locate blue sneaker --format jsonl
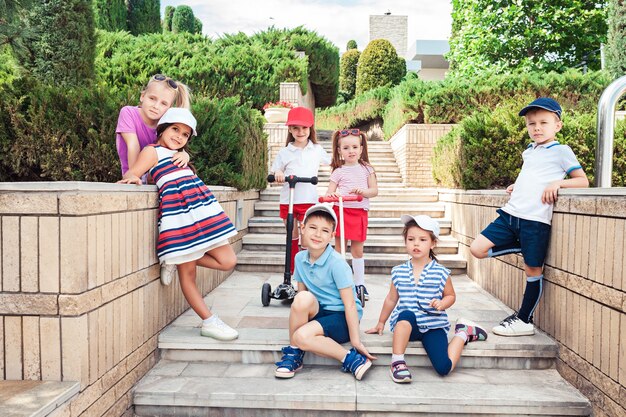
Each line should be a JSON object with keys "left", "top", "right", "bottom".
{"left": 341, "top": 348, "right": 371, "bottom": 380}
{"left": 275, "top": 346, "right": 305, "bottom": 378}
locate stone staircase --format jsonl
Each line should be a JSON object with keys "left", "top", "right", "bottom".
{"left": 132, "top": 132, "right": 591, "bottom": 416}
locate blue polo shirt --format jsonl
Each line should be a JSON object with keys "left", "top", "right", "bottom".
{"left": 293, "top": 244, "right": 363, "bottom": 319}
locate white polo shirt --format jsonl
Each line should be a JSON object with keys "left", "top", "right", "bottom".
{"left": 271, "top": 140, "right": 331, "bottom": 204}
{"left": 501, "top": 141, "right": 582, "bottom": 225}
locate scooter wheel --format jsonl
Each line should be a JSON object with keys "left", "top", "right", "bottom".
{"left": 261, "top": 282, "right": 272, "bottom": 306}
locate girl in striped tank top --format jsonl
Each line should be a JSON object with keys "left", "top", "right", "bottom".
{"left": 325, "top": 129, "right": 378, "bottom": 302}
{"left": 118, "top": 108, "right": 239, "bottom": 342}
{"left": 366, "top": 215, "right": 487, "bottom": 383}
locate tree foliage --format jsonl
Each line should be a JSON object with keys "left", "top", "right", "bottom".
{"left": 194, "top": 17, "right": 203, "bottom": 34}
{"left": 20, "top": 0, "right": 96, "bottom": 86}
{"left": 355, "top": 39, "right": 406, "bottom": 95}
{"left": 127, "top": 0, "right": 161, "bottom": 35}
{"left": 448, "top": 0, "right": 608, "bottom": 76}
{"left": 347, "top": 39, "right": 357, "bottom": 50}
{"left": 163, "top": 5, "right": 175, "bottom": 32}
{"left": 93, "top": 0, "right": 127, "bottom": 31}
{"left": 339, "top": 49, "right": 360, "bottom": 100}
{"left": 172, "top": 5, "right": 196, "bottom": 34}
{"left": 606, "top": 0, "right": 626, "bottom": 79}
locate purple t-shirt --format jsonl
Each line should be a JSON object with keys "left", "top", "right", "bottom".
{"left": 116, "top": 106, "right": 157, "bottom": 175}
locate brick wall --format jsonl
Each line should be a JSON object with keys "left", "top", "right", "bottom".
{"left": 439, "top": 189, "right": 626, "bottom": 417}
{"left": 389, "top": 124, "right": 454, "bottom": 188}
{"left": 0, "top": 182, "right": 258, "bottom": 417}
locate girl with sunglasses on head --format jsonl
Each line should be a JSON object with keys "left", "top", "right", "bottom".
{"left": 118, "top": 108, "right": 239, "bottom": 341}
{"left": 324, "top": 128, "right": 378, "bottom": 303}
{"left": 116, "top": 74, "right": 192, "bottom": 183}
{"left": 270, "top": 107, "right": 331, "bottom": 275}
{"left": 365, "top": 215, "right": 487, "bottom": 383}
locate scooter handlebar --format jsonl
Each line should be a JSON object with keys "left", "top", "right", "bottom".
{"left": 267, "top": 174, "right": 318, "bottom": 186}
{"left": 318, "top": 195, "right": 364, "bottom": 203}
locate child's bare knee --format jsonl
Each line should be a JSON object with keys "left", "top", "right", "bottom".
{"left": 292, "top": 291, "right": 316, "bottom": 310}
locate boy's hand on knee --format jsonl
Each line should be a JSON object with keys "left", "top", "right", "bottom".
{"left": 364, "top": 322, "right": 384, "bottom": 335}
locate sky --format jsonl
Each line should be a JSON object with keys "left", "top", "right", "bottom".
{"left": 160, "top": 0, "right": 452, "bottom": 54}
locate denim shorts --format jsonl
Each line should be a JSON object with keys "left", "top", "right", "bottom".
{"left": 480, "top": 209, "right": 551, "bottom": 267}
{"left": 313, "top": 308, "right": 350, "bottom": 344}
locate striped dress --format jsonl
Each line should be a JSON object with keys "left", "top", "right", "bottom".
{"left": 150, "top": 145, "right": 237, "bottom": 265}
{"left": 389, "top": 259, "right": 451, "bottom": 332}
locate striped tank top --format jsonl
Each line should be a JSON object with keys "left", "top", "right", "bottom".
{"left": 389, "top": 259, "right": 451, "bottom": 333}
{"left": 150, "top": 145, "right": 237, "bottom": 263}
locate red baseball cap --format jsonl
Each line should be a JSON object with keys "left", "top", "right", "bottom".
{"left": 286, "top": 107, "right": 314, "bottom": 127}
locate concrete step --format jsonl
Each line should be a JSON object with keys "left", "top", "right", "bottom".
{"left": 0, "top": 380, "right": 80, "bottom": 417}
{"left": 242, "top": 234, "right": 459, "bottom": 255}
{"left": 134, "top": 364, "right": 590, "bottom": 416}
{"left": 235, "top": 251, "right": 466, "bottom": 274}
{"left": 157, "top": 273, "right": 550, "bottom": 370}
{"left": 247, "top": 217, "right": 452, "bottom": 236}
{"left": 259, "top": 188, "right": 439, "bottom": 202}
{"left": 254, "top": 201, "right": 446, "bottom": 219}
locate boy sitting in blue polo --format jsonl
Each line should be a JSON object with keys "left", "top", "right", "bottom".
{"left": 470, "top": 97, "right": 589, "bottom": 337}
{"left": 275, "top": 204, "right": 376, "bottom": 379}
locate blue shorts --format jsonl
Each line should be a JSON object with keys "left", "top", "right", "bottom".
{"left": 313, "top": 308, "right": 350, "bottom": 344}
{"left": 480, "top": 209, "right": 551, "bottom": 267}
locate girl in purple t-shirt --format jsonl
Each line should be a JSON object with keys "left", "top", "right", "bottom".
{"left": 116, "top": 74, "right": 192, "bottom": 179}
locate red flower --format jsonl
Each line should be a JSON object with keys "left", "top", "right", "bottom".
{"left": 263, "top": 101, "right": 295, "bottom": 110}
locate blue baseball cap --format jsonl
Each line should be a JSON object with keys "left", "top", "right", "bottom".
{"left": 519, "top": 97, "right": 562, "bottom": 119}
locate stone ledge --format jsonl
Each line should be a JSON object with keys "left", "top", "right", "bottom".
{"left": 0, "top": 380, "right": 79, "bottom": 417}
{"left": 0, "top": 293, "right": 58, "bottom": 315}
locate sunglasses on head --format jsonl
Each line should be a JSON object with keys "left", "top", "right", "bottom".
{"left": 152, "top": 74, "right": 178, "bottom": 90}
{"left": 338, "top": 128, "right": 360, "bottom": 137}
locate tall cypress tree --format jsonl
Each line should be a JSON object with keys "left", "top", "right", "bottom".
{"left": 21, "top": 0, "right": 95, "bottom": 86}
{"left": 606, "top": 0, "right": 626, "bottom": 79}
{"left": 163, "top": 5, "right": 175, "bottom": 32}
{"left": 172, "top": 5, "right": 195, "bottom": 33}
{"left": 93, "top": 0, "right": 127, "bottom": 31}
{"left": 127, "top": 0, "right": 161, "bottom": 35}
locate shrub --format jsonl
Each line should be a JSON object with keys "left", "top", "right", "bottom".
{"left": 432, "top": 99, "right": 626, "bottom": 189}
{"left": 355, "top": 39, "right": 406, "bottom": 95}
{"left": 315, "top": 86, "right": 390, "bottom": 130}
{"left": 190, "top": 96, "right": 267, "bottom": 190}
{"left": 172, "top": 6, "right": 196, "bottom": 34}
{"left": 95, "top": 30, "right": 308, "bottom": 110}
{"left": 347, "top": 40, "right": 357, "bottom": 50}
{"left": 20, "top": 0, "right": 96, "bottom": 87}
{"left": 126, "top": 0, "right": 160, "bottom": 35}
{"left": 163, "top": 6, "right": 175, "bottom": 32}
{"left": 194, "top": 17, "right": 203, "bottom": 34}
{"left": 339, "top": 49, "right": 360, "bottom": 100}
{"left": 93, "top": 0, "right": 127, "bottom": 31}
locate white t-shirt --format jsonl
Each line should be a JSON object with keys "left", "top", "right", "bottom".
{"left": 329, "top": 164, "right": 375, "bottom": 209}
{"left": 271, "top": 141, "right": 331, "bottom": 204}
{"left": 501, "top": 141, "right": 582, "bottom": 225}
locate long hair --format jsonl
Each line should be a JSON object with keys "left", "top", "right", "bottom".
{"left": 156, "top": 123, "right": 196, "bottom": 173}
{"left": 402, "top": 220, "right": 438, "bottom": 262}
{"left": 143, "top": 76, "right": 192, "bottom": 109}
{"left": 330, "top": 129, "right": 372, "bottom": 171}
{"left": 285, "top": 126, "right": 317, "bottom": 146}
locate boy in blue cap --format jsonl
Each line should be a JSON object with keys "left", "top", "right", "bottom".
{"left": 274, "top": 204, "right": 376, "bottom": 379}
{"left": 470, "top": 97, "right": 589, "bottom": 336}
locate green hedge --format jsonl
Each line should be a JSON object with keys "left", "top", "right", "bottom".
{"left": 0, "top": 76, "right": 267, "bottom": 190}
{"left": 432, "top": 99, "right": 626, "bottom": 189}
{"left": 315, "top": 86, "right": 390, "bottom": 130}
{"left": 355, "top": 39, "right": 405, "bottom": 96}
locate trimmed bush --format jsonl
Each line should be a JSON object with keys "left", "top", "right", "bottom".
{"left": 163, "top": 6, "right": 175, "bottom": 32}
{"left": 347, "top": 40, "right": 357, "bottom": 50}
{"left": 126, "top": 0, "right": 160, "bottom": 35}
{"left": 339, "top": 49, "right": 360, "bottom": 100}
{"left": 191, "top": 96, "right": 267, "bottom": 190}
{"left": 21, "top": 0, "right": 96, "bottom": 86}
{"left": 172, "top": 5, "right": 195, "bottom": 34}
{"left": 315, "top": 86, "right": 390, "bottom": 130}
{"left": 432, "top": 100, "right": 626, "bottom": 189}
{"left": 194, "top": 17, "right": 203, "bottom": 34}
{"left": 93, "top": 0, "right": 127, "bottom": 31}
{"left": 355, "top": 39, "right": 405, "bottom": 95}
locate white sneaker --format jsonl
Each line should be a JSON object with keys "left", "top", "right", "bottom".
{"left": 160, "top": 263, "right": 177, "bottom": 286}
{"left": 492, "top": 313, "right": 534, "bottom": 336}
{"left": 201, "top": 316, "right": 239, "bottom": 341}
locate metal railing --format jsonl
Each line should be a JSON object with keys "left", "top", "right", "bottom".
{"left": 595, "top": 75, "right": 626, "bottom": 187}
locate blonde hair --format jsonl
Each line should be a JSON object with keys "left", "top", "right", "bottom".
{"left": 330, "top": 129, "right": 372, "bottom": 171}
{"left": 143, "top": 76, "right": 192, "bottom": 109}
